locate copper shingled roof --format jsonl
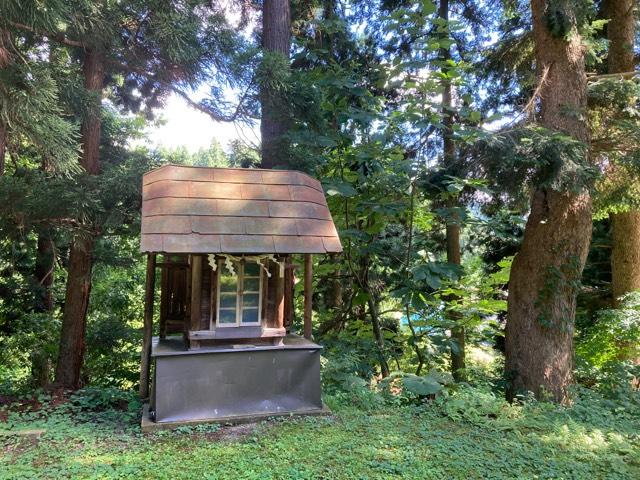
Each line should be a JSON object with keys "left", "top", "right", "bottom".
{"left": 140, "top": 165, "right": 342, "bottom": 254}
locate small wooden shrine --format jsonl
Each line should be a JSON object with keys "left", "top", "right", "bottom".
{"left": 138, "top": 165, "right": 341, "bottom": 430}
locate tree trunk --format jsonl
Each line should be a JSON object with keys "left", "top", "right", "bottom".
{"left": 54, "top": 48, "right": 104, "bottom": 389}
{"left": 439, "top": 0, "right": 466, "bottom": 381}
{"left": 446, "top": 211, "right": 465, "bottom": 380}
{"left": 78, "top": 49, "right": 104, "bottom": 175}
{"left": 611, "top": 212, "right": 640, "bottom": 302}
{"left": 505, "top": 0, "right": 591, "bottom": 403}
{"left": 0, "top": 28, "right": 13, "bottom": 176}
{"left": 0, "top": 122, "right": 6, "bottom": 177}
{"left": 367, "top": 294, "right": 391, "bottom": 378}
{"left": 55, "top": 236, "right": 94, "bottom": 389}
{"left": 606, "top": 0, "right": 638, "bottom": 305}
{"left": 35, "top": 233, "right": 55, "bottom": 312}
{"left": 32, "top": 231, "right": 55, "bottom": 387}
{"left": 260, "top": 0, "right": 291, "bottom": 169}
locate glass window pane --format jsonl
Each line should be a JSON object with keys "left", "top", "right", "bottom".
{"left": 218, "top": 309, "right": 236, "bottom": 325}
{"left": 242, "top": 308, "right": 259, "bottom": 324}
{"left": 244, "top": 262, "right": 260, "bottom": 276}
{"left": 243, "top": 293, "right": 259, "bottom": 308}
{"left": 219, "top": 294, "right": 237, "bottom": 309}
{"left": 243, "top": 278, "right": 260, "bottom": 292}
{"left": 219, "top": 270, "right": 237, "bottom": 293}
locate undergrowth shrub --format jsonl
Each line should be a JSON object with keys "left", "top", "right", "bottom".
{"left": 433, "top": 384, "right": 522, "bottom": 426}
{"left": 59, "top": 387, "right": 142, "bottom": 427}
{"left": 377, "top": 370, "right": 454, "bottom": 405}
{"left": 576, "top": 292, "right": 640, "bottom": 373}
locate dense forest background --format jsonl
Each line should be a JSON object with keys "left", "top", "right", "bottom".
{"left": 0, "top": 0, "right": 639, "bottom": 417}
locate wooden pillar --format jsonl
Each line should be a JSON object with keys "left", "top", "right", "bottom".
{"left": 275, "top": 258, "right": 285, "bottom": 329}
{"left": 139, "top": 253, "right": 156, "bottom": 400}
{"left": 283, "top": 255, "right": 294, "bottom": 330}
{"left": 189, "top": 254, "right": 202, "bottom": 348}
{"left": 303, "top": 254, "right": 313, "bottom": 340}
{"left": 159, "top": 263, "right": 168, "bottom": 339}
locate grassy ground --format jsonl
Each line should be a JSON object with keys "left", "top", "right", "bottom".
{"left": 1, "top": 386, "right": 639, "bottom": 479}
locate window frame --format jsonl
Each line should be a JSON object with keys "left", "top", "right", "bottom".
{"left": 213, "top": 259, "right": 263, "bottom": 328}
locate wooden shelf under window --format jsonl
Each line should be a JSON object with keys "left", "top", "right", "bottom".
{"left": 189, "top": 326, "right": 286, "bottom": 341}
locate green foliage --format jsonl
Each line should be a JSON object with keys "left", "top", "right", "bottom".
{"left": 577, "top": 292, "right": 640, "bottom": 369}
{"left": 590, "top": 79, "right": 640, "bottom": 218}
{"left": 479, "top": 125, "right": 596, "bottom": 198}
{"left": 1, "top": 383, "right": 639, "bottom": 479}
{"left": 0, "top": 47, "right": 81, "bottom": 175}
{"left": 379, "top": 370, "right": 454, "bottom": 401}
{"left": 435, "top": 384, "right": 522, "bottom": 426}
{"left": 66, "top": 387, "right": 141, "bottom": 424}
{"left": 158, "top": 141, "right": 231, "bottom": 168}
{"left": 84, "top": 243, "right": 146, "bottom": 388}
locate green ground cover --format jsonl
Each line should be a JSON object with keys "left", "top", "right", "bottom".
{"left": 1, "top": 386, "right": 639, "bottom": 479}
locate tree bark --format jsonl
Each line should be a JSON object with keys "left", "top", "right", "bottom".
{"left": 606, "top": 0, "right": 639, "bottom": 305}
{"left": 55, "top": 235, "right": 94, "bottom": 389}
{"left": 54, "top": 48, "right": 104, "bottom": 389}
{"left": 0, "top": 122, "right": 6, "bottom": 177}
{"left": 438, "top": 0, "right": 466, "bottom": 381}
{"left": 358, "top": 243, "right": 390, "bottom": 377}
{"left": 35, "top": 233, "right": 55, "bottom": 312}
{"left": 611, "top": 212, "right": 640, "bottom": 301}
{"left": 260, "top": 0, "right": 291, "bottom": 169}
{"left": 367, "top": 294, "right": 391, "bottom": 378}
{"left": 0, "top": 28, "right": 13, "bottom": 176}
{"left": 32, "top": 231, "right": 55, "bottom": 387}
{"left": 505, "top": 0, "right": 591, "bottom": 403}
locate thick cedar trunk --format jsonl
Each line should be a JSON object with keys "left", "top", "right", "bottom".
{"left": 54, "top": 48, "right": 104, "bottom": 389}
{"left": 612, "top": 212, "right": 640, "bottom": 301}
{"left": 78, "top": 49, "right": 104, "bottom": 175}
{"left": 606, "top": 0, "right": 639, "bottom": 304}
{"left": 260, "top": 1, "right": 293, "bottom": 323}
{"left": 505, "top": 0, "right": 591, "bottom": 403}
{"left": 605, "top": 0, "right": 634, "bottom": 75}
{"left": 439, "top": 0, "right": 465, "bottom": 381}
{"left": 260, "top": 0, "right": 291, "bottom": 169}
{"left": 55, "top": 236, "right": 94, "bottom": 388}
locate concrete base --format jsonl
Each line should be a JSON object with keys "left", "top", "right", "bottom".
{"left": 149, "top": 334, "right": 324, "bottom": 425}
{"left": 140, "top": 403, "right": 331, "bottom": 433}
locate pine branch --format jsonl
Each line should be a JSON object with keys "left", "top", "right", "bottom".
{"left": 107, "top": 58, "right": 255, "bottom": 123}
{"left": 587, "top": 71, "right": 638, "bottom": 82}
{"left": 9, "top": 21, "right": 86, "bottom": 49}
{"left": 172, "top": 87, "right": 253, "bottom": 123}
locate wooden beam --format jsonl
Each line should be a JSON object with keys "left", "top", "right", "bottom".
{"left": 303, "top": 254, "right": 313, "bottom": 340}
{"left": 189, "top": 254, "right": 203, "bottom": 336}
{"left": 139, "top": 253, "right": 156, "bottom": 399}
